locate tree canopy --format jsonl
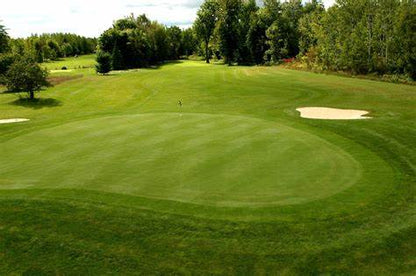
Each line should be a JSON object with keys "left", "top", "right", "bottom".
{"left": 96, "top": 14, "right": 197, "bottom": 71}
{"left": 0, "top": 21, "right": 10, "bottom": 54}
{"left": 8, "top": 33, "right": 96, "bottom": 63}
{"left": 194, "top": 0, "right": 219, "bottom": 63}
{"left": 91, "top": 0, "right": 415, "bottom": 79}
{"left": 4, "top": 57, "right": 50, "bottom": 100}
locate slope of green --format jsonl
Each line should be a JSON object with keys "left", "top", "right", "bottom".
{"left": 0, "top": 57, "right": 415, "bottom": 274}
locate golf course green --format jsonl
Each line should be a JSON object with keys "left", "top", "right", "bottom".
{"left": 0, "top": 57, "right": 415, "bottom": 274}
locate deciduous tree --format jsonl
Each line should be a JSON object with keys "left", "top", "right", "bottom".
{"left": 5, "top": 58, "right": 50, "bottom": 100}
{"left": 194, "top": 0, "right": 219, "bottom": 63}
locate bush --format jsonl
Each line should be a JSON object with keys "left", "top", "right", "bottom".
{"left": 95, "top": 51, "right": 112, "bottom": 74}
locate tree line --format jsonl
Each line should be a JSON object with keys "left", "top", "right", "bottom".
{"left": 1, "top": 24, "right": 96, "bottom": 77}
{"left": 1, "top": 31, "right": 96, "bottom": 63}
{"left": 11, "top": 33, "right": 97, "bottom": 63}
{"left": 193, "top": 0, "right": 415, "bottom": 78}
{"left": 0, "top": 23, "right": 97, "bottom": 99}
{"left": 96, "top": 0, "right": 415, "bottom": 80}
{"left": 96, "top": 14, "right": 198, "bottom": 73}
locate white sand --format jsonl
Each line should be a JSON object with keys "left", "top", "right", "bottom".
{"left": 0, "top": 118, "right": 30, "bottom": 124}
{"left": 297, "top": 107, "right": 371, "bottom": 120}
{"left": 50, "top": 70, "right": 73, "bottom": 73}
{"left": 111, "top": 69, "right": 140, "bottom": 74}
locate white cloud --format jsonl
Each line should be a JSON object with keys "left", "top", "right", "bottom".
{"left": 0, "top": 0, "right": 335, "bottom": 38}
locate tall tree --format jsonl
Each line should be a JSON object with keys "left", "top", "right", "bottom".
{"left": 180, "top": 28, "right": 198, "bottom": 56}
{"left": 281, "top": 0, "right": 303, "bottom": 57}
{"left": 238, "top": 0, "right": 258, "bottom": 64}
{"left": 247, "top": 9, "right": 269, "bottom": 64}
{"left": 262, "top": 0, "right": 286, "bottom": 62}
{"left": 0, "top": 21, "right": 10, "bottom": 54}
{"left": 194, "top": 0, "right": 220, "bottom": 63}
{"left": 298, "top": 0, "right": 324, "bottom": 55}
{"left": 166, "top": 26, "right": 182, "bottom": 60}
{"left": 395, "top": 0, "right": 416, "bottom": 79}
{"left": 217, "top": 0, "right": 243, "bottom": 65}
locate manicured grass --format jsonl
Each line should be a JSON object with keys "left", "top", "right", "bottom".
{"left": 0, "top": 57, "right": 415, "bottom": 274}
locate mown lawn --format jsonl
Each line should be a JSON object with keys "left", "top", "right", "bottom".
{"left": 0, "top": 57, "right": 415, "bottom": 274}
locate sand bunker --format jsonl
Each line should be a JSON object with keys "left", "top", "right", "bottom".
{"left": 50, "top": 69, "right": 73, "bottom": 73}
{"left": 297, "top": 107, "right": 371, "bottom": 120}
{"left": 0, "top": 118, "right": 30, "bottom": 124}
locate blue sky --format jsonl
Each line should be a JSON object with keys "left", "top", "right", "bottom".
{"left": 1, "top": 0, "right": 335, "bottom": 38}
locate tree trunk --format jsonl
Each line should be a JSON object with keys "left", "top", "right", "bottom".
{"left": 29, "top": 91, "right": 34, "bottom": 100}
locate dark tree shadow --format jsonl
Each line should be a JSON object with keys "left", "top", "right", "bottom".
{"left": 9, "top": 97, "right": 62, "bottom": 109}
{"left": 104, "top": 60, "right": 185, "bottom": 75}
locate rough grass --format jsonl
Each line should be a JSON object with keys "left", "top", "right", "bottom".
{"left": 0, "top": 57, "right": 415, "bottom": 274}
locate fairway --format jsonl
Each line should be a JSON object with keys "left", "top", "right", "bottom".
{"left": 0, "top": 58, "right": 415, "bottom": 274}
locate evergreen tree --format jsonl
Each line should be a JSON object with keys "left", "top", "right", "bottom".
{"left": 111, "top": 43, "right": 123, "bottom": 70}
{"left": 247, "top": 10, "right": 269, "bottom": 64}
{"left": 95, "top": 51, "right": 112, "bottom": 74}
{"left": 0, "top": 21, "right": 10, "bottom": 54}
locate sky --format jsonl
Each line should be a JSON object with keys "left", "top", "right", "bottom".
{"left": 1, "top": 0, "right": 336, "bottom": 38}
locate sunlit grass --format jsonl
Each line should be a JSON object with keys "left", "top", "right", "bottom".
{"left": 0, "top": 56, "right": 415, "bottom": 274}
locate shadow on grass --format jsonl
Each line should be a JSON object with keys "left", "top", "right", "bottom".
{"left": 9, "top": 97, "right": 62, "bottom": 109}
{"left": 102, "top": 60, "right": 186, "bottom": 76}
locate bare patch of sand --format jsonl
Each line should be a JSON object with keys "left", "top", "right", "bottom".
{"left": 0, "top": 118, "right": 30, "bottom": 124}
{"left": 297, "top": 107, "right": 371, "bottom": 120}
{"left": 111, "top": 69, "right": 141, "bottom": 74}
{"left": 50, "top": 69, "right": 73, "bottom": 73}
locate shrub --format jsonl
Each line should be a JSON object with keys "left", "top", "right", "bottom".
{"left": 95, "top": 51, "right": 112, "bottom": 74}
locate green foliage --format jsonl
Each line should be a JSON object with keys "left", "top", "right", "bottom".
{"left": 262, "top": 0, "right": 304, "bottom": 62}
{"left": 395, "top": 1, "right": 416, "bottom": 79}
{"left": 95, "top": 51, "right": 112, "bottom": 74}
{"left": 98, "top": 14, "right": 193, "bottom": 70}
{"left": 192, "top": 0, "right": 416, "bottom": 78}
{"left": 194, "top": 0, "right": 220, "bottom": 63}
{"left": 166, "top": 26, "right": 182, "bottom": 60}
{"left": 298, "top": 3, "right": 324, "bottom": 55}
{"left": 247, "top": 10, "right": 268, "bottom": 64}
{"left": 0, "top": 53, "right": 16, "bottom": 81}
{"left": 237, "top": 0, "right": 258, "bottom": 64}
{"left": 180, "top": 28, "right": 198, "bottom": 56}
{"left": 0, "top": 22, "right": 10, "bottom": 54}
{"left": 308, "top": 0, "right": 416, "bottom": 78}
{"left": 265, "top": 21, "right": 287, "bottom": 62}
{"left": 281, "top": 0, "right": 303, "bottom": 57}
{"left": 111, "top": 43, "right": 123, "bottom": 70}
{"left": 4, "top": 57, "right": 50, "bottom": 99}
{"left": 6, "top": 33, "right": 96, "bottom": 63}
{"left": 217, "top": 0, "right": 244, "bottom": 65}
